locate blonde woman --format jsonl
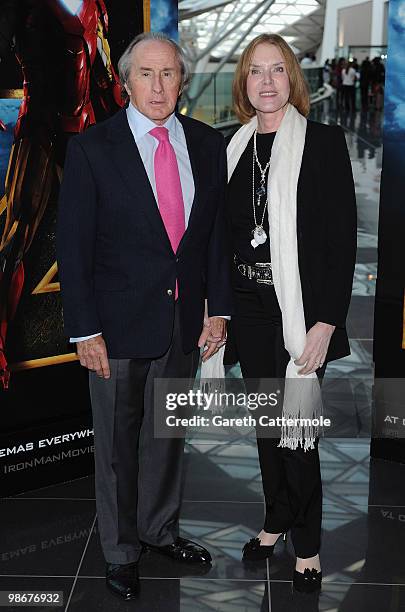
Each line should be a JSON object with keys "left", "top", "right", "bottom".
{"left": 224, "top": 34, "right": 356, "bottom": 592}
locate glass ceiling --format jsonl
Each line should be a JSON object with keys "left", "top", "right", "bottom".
{"left": 179, "top": 0, "right": 325, "bottom": 58}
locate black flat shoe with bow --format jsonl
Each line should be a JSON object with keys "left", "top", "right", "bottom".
{"left": 242, "top": 533, "right": 287, "bottom": 561}
{"left": 293, "top": 568, "right": 322, "bottom": 593}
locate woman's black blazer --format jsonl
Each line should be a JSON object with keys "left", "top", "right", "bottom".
{"left": 296, "top": 120, "right": 357, "bottom": 362}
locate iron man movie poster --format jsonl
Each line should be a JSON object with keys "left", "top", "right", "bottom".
{"left": 0, "top": 0, "right": 147, "bottom": 426}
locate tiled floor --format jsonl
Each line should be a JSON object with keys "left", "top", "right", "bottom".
{"left": 2, "top": 105, "right": 404, "bottom": 611}
{"left": 2, "top": 446, "right": 405, "bottom": 611}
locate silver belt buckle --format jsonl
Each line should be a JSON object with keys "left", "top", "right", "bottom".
{"left": 234, "top": 255, "right": 273, "bottom": 284}
{"left": 255, "top": 262, "right": 273, "bottom": 285}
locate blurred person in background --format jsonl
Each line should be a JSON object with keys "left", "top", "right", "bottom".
{"left": 335, "top": 57, "right": 346, "bottom": 109}
{"left": 360, "top": 57, "right": 372, "bottom": 110}
{"left": 370, "top": 57, "right": 385, "bottom": 110}
{"left": 342, "top": 59, "right": 357, "bottom": 112}
{"left": 323, "top": 59, "right": 331, "bottom": 85}
{"left": 300, "top": 52, "right": 313, "bottom": 67}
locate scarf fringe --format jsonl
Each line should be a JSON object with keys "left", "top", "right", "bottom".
{"left": 277, "top": 424, "right": 319, "bottom": 451}
{"left": 277, "top": 433, "right": 317, "bottom": 452}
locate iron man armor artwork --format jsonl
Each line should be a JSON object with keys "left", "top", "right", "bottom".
{"left": 0, "top": 0, "right": 124, "bottom": 388}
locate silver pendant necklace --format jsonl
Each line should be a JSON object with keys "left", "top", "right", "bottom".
{"left": 251, "top": 130, "right": 271, "bottom": 249}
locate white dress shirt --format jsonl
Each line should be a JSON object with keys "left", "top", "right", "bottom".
{"left": 71, "top": 103, "right": 228, "bottom": 343}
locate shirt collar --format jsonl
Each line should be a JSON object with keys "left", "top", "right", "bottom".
{"left": 126, "top": 102, "right": 178, "bottom": 143}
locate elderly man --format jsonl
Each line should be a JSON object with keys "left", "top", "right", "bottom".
{"left": 57, "top": 32, "right": 232, "bottom": 600}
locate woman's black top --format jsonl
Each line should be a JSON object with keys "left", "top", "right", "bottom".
{"left": 227, "top": 131, "right": 276, "bottom": 264}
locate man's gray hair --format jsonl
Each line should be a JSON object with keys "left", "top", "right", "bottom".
{"left": 118, "top": 32, "right": 190, "bottom": 92}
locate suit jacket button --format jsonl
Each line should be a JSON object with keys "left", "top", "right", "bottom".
{"left": 167, "top": 289, "right": 173, "bottom": 296}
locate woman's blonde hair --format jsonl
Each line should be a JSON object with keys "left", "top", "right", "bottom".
{"left": 233, "top": 33, "right": 310, "bottom": 122}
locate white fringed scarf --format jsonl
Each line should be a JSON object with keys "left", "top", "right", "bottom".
{"left": 201, "top": 103, "right": 322, "bottom": 450}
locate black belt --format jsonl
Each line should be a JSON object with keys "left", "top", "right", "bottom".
{"left": 233, "top": 254, "right": 273, "bottom": 285}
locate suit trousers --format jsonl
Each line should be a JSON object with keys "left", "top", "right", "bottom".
{"left": 228, "top": 272, "right": 323, "bottom": 558}
{"left": 89, "top": 303, "right": 199, "bottom": 564}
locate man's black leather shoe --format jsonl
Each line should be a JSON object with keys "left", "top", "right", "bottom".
{"left": 145, "top": 537, "right": 212, "bottom": 564}
{"left": 106, "top": 562, "right": 140, "bottom": 600}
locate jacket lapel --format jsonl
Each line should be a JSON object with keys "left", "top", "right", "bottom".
{"left": 106, "top": 108, "right": 173, "bottom": 253}
{"left": 175, "top": 113, "right": 201, "bottom": 254}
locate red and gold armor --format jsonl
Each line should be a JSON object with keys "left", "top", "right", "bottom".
{"left": 0, "top": 0, "right": 124, "bottom": 387}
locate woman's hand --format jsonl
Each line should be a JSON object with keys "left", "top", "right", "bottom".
{"left": 294, "top": 322, "right": 336, "bottom": 375}
{"left": 198, "top": 316, "right": 227, "bottom": 362}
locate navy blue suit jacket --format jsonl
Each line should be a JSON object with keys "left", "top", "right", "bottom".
{"left": 57, "top": 108, "right": 233, "bottom": 357}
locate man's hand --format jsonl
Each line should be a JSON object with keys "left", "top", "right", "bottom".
{"left": 198, "top": 316, "right": 227, "bottom": 362}
{"left": 76, "top": 335, "right": 110, "bottom": 379}
{"left": 294, "top": 322, "right": 336, "bottom": 375}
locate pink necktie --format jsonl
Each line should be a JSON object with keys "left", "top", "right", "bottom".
{"left": 150, "top": 126, "right": 185, "bottom": 299}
